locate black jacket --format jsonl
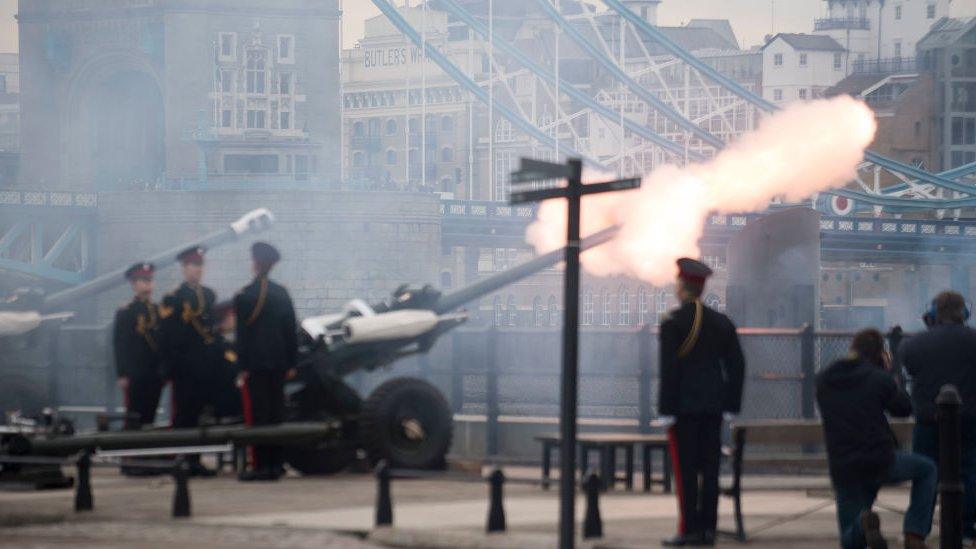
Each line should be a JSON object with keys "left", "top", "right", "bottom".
{"left": 233, "top": 276, "right": 298, "bottom": 372}
{"left": 113, "top": 298, "right": 162, "bottom": 380}
{"left": 658, "top": 300, "right": 745, "bottom": 416}
{"left": 816, "top": 358, "right": 912, "bottom": 480}
{"left": 899, "top": 323, "right": 976, "bottom": 423}
{"left": 159, "top": 282, "right": 218, "bottom": 380}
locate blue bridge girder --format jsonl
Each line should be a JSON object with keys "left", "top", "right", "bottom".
{"left": 0, "top": 190, "right": 98, "bottom": 285}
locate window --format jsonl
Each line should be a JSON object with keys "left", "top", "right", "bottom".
{"left": 496, "top": 119, "right": 513, "bottom": 142}
{"left": 894, "top": 42, "right": 902, "bottom": 59}
{"left": 507, "top": 295, "right": 517, "bottom": 326}
{"left": 493, "top": 150, "right": 514, "bottom": 201}
{"left": 246, "top": 50, "right": 266, "bottom": 94}
{"left": 656, "top": 290, "right": 669, "bottom": 324}
{"left": 951, "top": 117, "right": 976, "bottom": 145}
{"left": 221, "top": 109, "right": 233, "bottom": 128}
{"left": 927, "top": 4, "right": 936, "bottom": 18}
{"left": 386, "top": 119, "right": 398, "bottom": 135}
{"left": 353, "top": 151, "right": 365, "bottom": 167}
{"left": 834, "top": 52, "right": 842, "bottom": 70}
{"left": 246, "top": 109, "right": 266, "bottom": 129}
{"left": 638, "top": 288, "right": 649, "bottom": 325}
{"left": 279, "top": 73, "right": 291, "bottom": 95}
{"left": 224, "top": 154, "right": 278, "bottom": 173}
{"left": 493, "top": 296, "right": 503, "bottom": 326}
{"left": 799, "top": 53, "right": 807, "bottom": 66}
{"left": 219, "top": 32, "right": 236, "bottom": 61}
{"left": 278, "top": 35, "right": 294, "bottom": 63}
{"left": 385, "top": 149, "right": 397, "bottom": 165}
{"left": 619, "top": 288, "right": 630, "bottom": 326}
{"left": 895, "top": 5, "right": 902, "bottom": 20}
{"left": 915, "top": 121, "right": 922, "bottom": 136}
{"left": 279, "top": 111, "right": 290, "bottom": 130}
{"left": 774, "top": 89, "right": 783, "bottom": 101}
{"left": 442, "top": 115, "right": 454, "bottom": 132}
{"left": 408, "top": 117, "right": 419, "bottom": 134}
{"left": 799, "top": 88, "right": 807, "bottom": 100}
{"left": 582, "top": 291, "right": 594, "bottom": 325}
{"left": 601, "top": 290, "right": 612, "bottom": 326}
{"left": 774, "top": 53, "right": 783, "bottom": 67}
{"left": 533, "top": 297, "right": 544, "bottom": 327}
{"left": 353, "top": 121, "right": 364, "bottom": 136}
{"left": 441, "top": 147, "right": 453, "bottom": 162}
{"left": 219, "top": 70, "right": 234, "bottom": 93}
{"left": 548, "top": 296, "right": 558, "bottom": 327}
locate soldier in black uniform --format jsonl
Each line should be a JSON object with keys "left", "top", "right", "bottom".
{"left": 159, "top": 246, "right": 218, "bottom": 476}
{"left": 114, "top": 262, "right": 163, "bottom": 430}
{"left": 234, "top": 242, "right": 298, "bottom": 481}
{"left": 660, "top": 258, "right": 746, "bottom": 547}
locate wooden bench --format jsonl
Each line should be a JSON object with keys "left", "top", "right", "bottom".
{"left": 534, "top": 433, "right": 671, "bottom": 493}
{"left": 723, "top": 419, "right": 914, "bottom": 542}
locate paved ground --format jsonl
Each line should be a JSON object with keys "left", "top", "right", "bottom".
{"left": 0, "top": 465, "right": 930, "bottom": 548}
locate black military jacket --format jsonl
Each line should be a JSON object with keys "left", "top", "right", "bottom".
{"left": 159, "top": 282, "right": 218, "bottom": 379}
{"left": 233, "top": 276, "right": 298, "bottom": 372}
{"left": 658, "top": 300, "right": 746, "bottom": 416}
{"left": 113, "top": 298, "right": 162, "bottom": 379}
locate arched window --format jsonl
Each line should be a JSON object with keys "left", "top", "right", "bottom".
{"left": 619, "top": 288, "right": 630, "bottom": 325}
{"left": 601, "top": 289, "right": 612, "bottom": 326}
{"left": 409, "top": 148, "right": 420, "bottom": 165}
{"left": 638, "top": 287, "right": 649, "bottom": 326}
{"left": 496, "top": 119, "right": 513, "bottom": 142}
{"left": 408, "top": 117, "right": 419, "bottom": 134}
{"left": 533, "top": 296, "right": 544, "bottom": 326}
{"left": 352, "top": 151, "right": 365, "bottom": 167}
{"left": 548, "top": 295, "right": 559, "bottom": 327}
{"left": 439, "top": 177, "right": 453, "bottom": 191}
{"left": 507, "top": 295, "right": 518, "bottom": 326}
{"left": 442, "top": 115, "right": 454, "bottom": 132}
{"left": 385, "top": 149, "right": 397, "bottom": 165}
{"left": 441, "top": 147, "right": 453, "bottom": 162}
{"left": 656, "top": 290, "right": 670, "bottom": 325}
{"left": 353, "top": 121, "right": 365, "bottom": 137}
{"left": 493, "top": 296, "right": 503, "bottom": 327}
{"left": 386, "top": 119, "right": 398, "bottom": 135}
{"left": 582, "top": 291, "right": 594, "bottom": 325}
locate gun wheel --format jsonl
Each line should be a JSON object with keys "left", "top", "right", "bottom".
{"left": 283, "top": 444, "right": 356, "bottom": 476}
{"left": 360, "top": 377, "right": 453, "bottom": 469}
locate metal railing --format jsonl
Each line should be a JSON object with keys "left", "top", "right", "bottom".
{"left": 852, "top": 57, "right": 919, "bottom": 75}
{"left": 814, "top": 17, "right": 870, "bottom": 31}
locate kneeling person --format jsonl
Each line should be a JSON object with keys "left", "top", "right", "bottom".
{"left": 817, "top": 329, "right": 935, "bottom": 549}
{"left": 235, "top": 242, "right": 298, "bottom": 481}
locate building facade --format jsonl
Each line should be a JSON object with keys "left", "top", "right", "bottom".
{"left": 16, "top": 0, "right": 341, "bottom": 190}
{"left": 0, "top": 52, "right": 18, "bottom": 187}
{"left": 762, "top": 33, "right": 847, "bottom": 103}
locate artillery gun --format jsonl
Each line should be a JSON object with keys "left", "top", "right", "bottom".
{"left": 2, "top": 221, "right": 619, "bottom": 477}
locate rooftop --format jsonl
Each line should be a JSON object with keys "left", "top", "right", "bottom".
{"left": 763, "top": 33, "right": 845, "bottom": 52}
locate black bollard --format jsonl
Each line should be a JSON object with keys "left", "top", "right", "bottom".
{"left": 486, "top": 468, "right": 506, "bottom": 533}
{"left": 583, "top": 472, "right": 603, "bottom": 539}
{"left": 74, "top": 450, "right": 93, "bottom": 512}
{"left": 937, "top": 384, "right": 963, "bottom": 549}
{"left": 375, "top": 460, "right": 393, "bottom": 527}
{"left": 172, "top": 457, "right": 192, "bottom": 518}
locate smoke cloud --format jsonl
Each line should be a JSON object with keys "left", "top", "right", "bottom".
{"left": 525, "top": 96, "right": 878, "bottom": 284}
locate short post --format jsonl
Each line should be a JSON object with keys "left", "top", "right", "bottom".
{"left": 74, "top": 450, "right": 93, "bottom": 512}
{"left": 486, "top": 327, "right": 500, "bottom": 456}
{"left": 637, "top": 325, "right": 653, "bottom": 434}
{"left": 937, "top": 384, "right": 963, "bottom": 549}
{"left": 799, "top": 323, "right": 815, "bottom": 419}
{"left": 172, "top": 457, "right": 191, "bottom": 518}
{"left": 486, "top": 468, "right": 506, "bottom": 533}
{"left": 583, "top": 472, "right": 603, "bottom": 539}
{"left": 375, "top": 460, "right": 393, "bottom": 527}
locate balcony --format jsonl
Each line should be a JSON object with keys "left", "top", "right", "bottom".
{"left": 852, "top": 57, "right": 919, "bottom": 75}
{"left": 814, "top": 17, "right": 870, "bottom": 31}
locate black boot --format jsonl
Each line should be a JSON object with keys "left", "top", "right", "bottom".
{"left": 663, "top": 533, "right": 704, "bottom": 547}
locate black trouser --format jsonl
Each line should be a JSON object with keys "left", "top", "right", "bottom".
{"left": 171, "top": 374, "right": 209, "bottom": 466}
{"left": 125, "top": 374, "right": 163, "bottom": 429}
{"left": 668, "top": 414, "right": 723, "bottom": 536}
{"left": 242, "top": 370, "right": 286, "bottom": 471}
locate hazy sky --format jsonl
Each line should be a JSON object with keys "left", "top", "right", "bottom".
{"left": 0, "top": 1, "right": 822, "bottom": 54}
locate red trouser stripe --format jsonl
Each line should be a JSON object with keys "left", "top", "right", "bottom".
{"left": 240, "top": 378, "right": 256, "bottom": 470}
{"left": 667, "top": 424, "right": 686, "bottom": 535}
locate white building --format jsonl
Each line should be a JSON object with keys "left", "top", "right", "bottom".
{"left": 762, "top": 33, "right": 847, "bottom": 103}
{"left": 813, "top": 0, "right": 976, "bottom": 72}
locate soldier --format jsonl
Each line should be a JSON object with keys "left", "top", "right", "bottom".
{"left": 659, "top": 258, "right": 745, "bottom": 547}
{"left": 234, "top": 242, "right": 297, "bottom": 481}
{"left": 114, "top": 262, "right": 163, "bottom": 431}
{"left": 159, "top": 245, "right": 218, "bottom": 477}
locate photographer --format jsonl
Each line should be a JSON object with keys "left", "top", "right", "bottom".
{"left": 899, "top": 291, "right": 976, "bottom": 542}
{"left": 817, "top": 329, "right": 935, "bottom": 549}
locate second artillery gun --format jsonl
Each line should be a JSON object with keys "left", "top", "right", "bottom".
{"left": 3, "top": 218, "right": 618, "bottom": 476}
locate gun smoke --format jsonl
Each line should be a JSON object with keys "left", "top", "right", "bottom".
{"left": 525, "top": 96, "right": 878, "bottom": 285}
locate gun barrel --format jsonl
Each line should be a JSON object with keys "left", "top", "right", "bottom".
{"left": 41, "top": 208, "right": 275, "bottom": 312}
{"left": 434, "top": 225, "right": 619, "bottom": 314}
{"left": 22, "top": 421, "right": 336, "bottom": 456}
